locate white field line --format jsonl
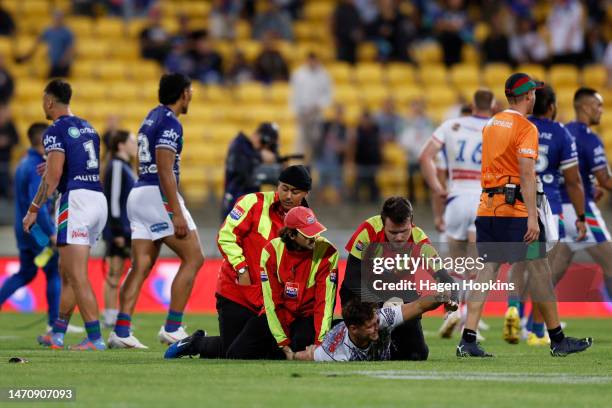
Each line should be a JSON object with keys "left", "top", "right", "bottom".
{"left": 332, "top": 370, "right": 612, "bottom": 384}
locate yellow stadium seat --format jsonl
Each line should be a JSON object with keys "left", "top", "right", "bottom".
{"left": 360, "top": 85, "right": 391, "bottom": 109}
{"left": 70, "top": 80, "right": 108, "bottom": 101}
{"left": 266, "top": 83, "right": 291, "bottom": 104}
{"left": 334, "top": 85, "right": 359, "bottom": 105}
{"left": 549, "top": 64, "right": 579, "bottom": 89}
{"left": 391, "top": 84, "right": 422, "bottom": 106}
{"left": 414, "top": 42, "right": 442, "bottom": 64}
{"left": 97, "top": 61, "right": 127, "bottom": 80}
{"left": 14, "top": 79, "right": 46, "bottom": 102}
{"left": 386, "top": 63, "right": 416, "bottom": 86}
{"left": 555, "top": 87, "right": 575, "bottom": 112}
{"left": 358, "top": 43, "right": 378, "bottom": 62}
{"left": 462, "top": 44, "right": 479, "bottom": 64}
{"left": 0, "top": 37, "right": 12, "bottom": 55}
{"left": 22, "top": 0, "right": 49, "bottom": 16}
{"left": 125, "top": 61, "right": 160, "bottom": 80}
{"left": 418, "top": 64, "right": 448, "bottom": 87}
{"left": 239, "top": 40, "right": 261, "bottom": 61}
{"left": 66, "top": 17, "right": 94, "bottom": 37}
{"left": 424, "top": 86, "right": 457, "bottom": 109}
{"left": 76, "top": 39, "right": 108, "bottom": 59}
{"left": 126, "top": 18, "right": 148, "bottom": 39}
{"left": 582, "top": 64, "right": 607, "bottom": 89}
{"left": 483, "top": 63, "right": 512, "bottom": 89}
{"left": 450, "top": 63, "right": 480, "bottom": 88}
{"left": 107, "top": 82, "right": 139, "bottom": 100}
{"left": 304, "top": 1, "right": 334, "bottom": 20}
{"left": 327, "top": 62, "right": 353, "bottom": 84}
{"left": 236, "top": 82, "right": 266, "bottom": 103}
{"left": 517, "top": 64, "right": 546, "bottom": 82}
{"left": 473, "top": 22, "right": 490, "bottom": 43}
{"left": 94, "top": 18, "right": 126, "bottom": 38}
{"left": 72, "top": 60, "right": 97, "bottom": 78}
{"left": 354, "top": 63, "right": 384, "bottom": 84}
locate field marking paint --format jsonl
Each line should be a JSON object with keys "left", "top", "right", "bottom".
{"left": 332, "top": 370, "right": 612, "bottom": 384}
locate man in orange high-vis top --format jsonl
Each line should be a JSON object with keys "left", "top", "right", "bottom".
{"left": 225, "top": 206, "right": 338, "bottom": 359}
{"left": 457, "top": 73, "right": 592, "bottom": 358}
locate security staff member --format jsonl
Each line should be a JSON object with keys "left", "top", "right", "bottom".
{"left": 457, "top": 73, "right": 592, "bottom": 358}
{"left": 221, "top": 122, "right": 280, "bottom": 219}
{"left": 341, "top": 196, "right": 457, "bottom": 361}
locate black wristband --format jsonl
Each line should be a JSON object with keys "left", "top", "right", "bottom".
{"left": 577, "top": 214, "right": 586, "bottom": 222}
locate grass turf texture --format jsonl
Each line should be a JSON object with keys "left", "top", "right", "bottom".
{"left": 0, "top": 313, "right": 610, "bottom": 408}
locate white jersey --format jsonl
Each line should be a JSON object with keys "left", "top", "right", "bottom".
{"left": 431, "top": 115, "right": 489, "bottom": 196}
{"left": 313, "top": 305, "right": 403, "bottom": 362}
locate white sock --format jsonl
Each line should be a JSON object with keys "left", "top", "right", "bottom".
{"left": 103, "top": 309, "right": 119, "bottom": 325}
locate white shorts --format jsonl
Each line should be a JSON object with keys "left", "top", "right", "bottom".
{"left": 127, "top": 185, "right": 196, "bottom": 241}
{"left": 444, "top": 193, "right": 480, "bottom": 241}
{"left": 56, "top": 189, "right": 107, "bottom": 247}
{"left": 561, "top": 201, "right": 611, "bottom": 251}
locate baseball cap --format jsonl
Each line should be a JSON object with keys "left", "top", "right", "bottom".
{"left": 256, "top": 122, "right": 279, "bottom": 152}
{"left": 504, "top": 73, "right": 543, "bottom": 97}
{"left": 285, "top": 206, "right": 326, "bottom": 238}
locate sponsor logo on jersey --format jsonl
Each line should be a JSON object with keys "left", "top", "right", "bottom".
{"left": 142, "top": 119, "right": 154, "bottom": 127}
{"left": 71, "top": 229, "right": 89, "bottom": 239}
{"left": 162, "top": 129, "right": 181, "bottom": 142}
{"left": 229, "top": 206, "right": 244, "bottom": 220}
{"left": 542, "top": 174, "right": 554, "bottom": 183}
{"left": 68, "top": 127, "right": 81, "bottom": 138}
{"left": 43, "top": 135, "right": 57, "bottom": 145}
{"left": 284, "top": 282, "right": 299, "bottom": 299}
{"left": 139, "top": 164, "right": 158, "bottom": 175}
{"left": 74, "top": 174, "right": 100, "bottom": 182}
{"left": 260, "top": 269, "right": 268, "bottom": 282}
{"left": 355, "top": 240, "right": 366, "bottom": 251}
{"left": 150, "top": 222, "right": 169, "bottom": 233}
{"left": 491, "top": 119, "right": 513, "bottom": 129}
{"left": 328, "top": 326, "right": 346, "bottom": 353}
{"left": 330, "top": 271, "right": 337, "bottom": 283}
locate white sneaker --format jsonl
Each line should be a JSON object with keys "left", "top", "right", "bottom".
{"left": 477, "top": 319, "right": 490, "bottom": 331}
{"left": 46, "top": 324, "right": 85, "bottom": 334}
{"left": 476, "top": 330, "right": 486, "bottom": 342}
{"left": 158, "top": 326, "right": 188, "bottom": 345}
{"left": 438, "top": 310, "right": 461, "bottom": 339}
{"left": 107, "top": 331, "right": 149, "bottom": 349}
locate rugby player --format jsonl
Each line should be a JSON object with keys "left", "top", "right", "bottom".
{"left": 457, "top": 73, "right": 592, "bottom": 357}
{"left": 27, "top": 79, "right": 108, "bottom": 350}
{"left": 108, "top": 73, "right": 204, "bottom": 348}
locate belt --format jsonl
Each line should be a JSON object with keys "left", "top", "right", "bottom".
{"left": 482, "top": 186, "right": 524, "bottom": 203}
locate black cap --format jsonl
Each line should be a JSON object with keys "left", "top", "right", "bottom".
{"left": 279, "top": 165, "right": 311, "bottom": 191}
{"left": 256, "top": 122, "right": 279, "bottom": 152}
{"left": 504, "top": 73, "right": 544, "bottom": 97}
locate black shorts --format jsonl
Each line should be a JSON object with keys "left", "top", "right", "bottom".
{"left": 104, "top": 237, "right": 131, "bottom": 258}
{"left": 475, "top": 216, "right": 546, "bottom": 263}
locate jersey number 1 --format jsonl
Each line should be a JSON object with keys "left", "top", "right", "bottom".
{"left": 83, "top": 140, "right": 98, "bottom": 170}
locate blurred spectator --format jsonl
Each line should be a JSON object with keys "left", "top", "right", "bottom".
{"left": 190, "top": 30, "right": 224, "bottom": 84}
{"left": 164, "top": 41, "right": 194, "bottom": 77}
{"left": 372, "top": 0, "right": 415, "bottom": 62}
{"left": 253, "top": 33, "right": 289, "bottom": 84}
{"left": 605, "top": 42, "right": 612, "bottom": 88}
{"left": 290, "top": 52, "right": 332, "bottom": 161}
{"left": 332, "top": 0, "right": 363, "bottom": 64}
{"left": 583, "top": 0, "right": 607, "bottom": 25}
{"left": 509, "top": 19, "right": 548, "bottom": 65}
{"left": 0, "top": 55, "right": 14, "bottom": 105}
{"left": 314, "top": 104, "right": 347, "bottom": 201}
{"left": 375, "top": 97, "right": 403, "bottom": 142}
{"left": 0, "top": 1, "right": 15, "bottom": 36}
{"left": 547, "top": 0, "right": 584, "bottom": 66}
{"left": 0, "top": 105, "right": 18, "bottom": 199}
{"left": 399, "top": 98, "right": 434, "bottom": 203}
{"left": 352, "top": 109, "right": 382, "bottom": 203}
{"left": 355, "top": 0, "right": 379, "bottom": 36}
{"left": 275, "top": 0, "right": 304, "bottom": 20}
{"left": 139, "top": 6, "right": 171, "bottom": 65}
{"left": 434, "top": 0, "right": 472, "bottom": 67}
{"left": 252, "top": 0, "right": 294, "bottom": 41}
{"left": 17, "top": 10, "right": 75, "bottom": 78}
{"left": 209, "top": 0, "right": 240, "bottom": 40}
{"left": 583, "top": 25, "right": 607, "bottom": 64}
{"left": 481, "top": 12, "right": 512, "bottom": 65}
{"left": 72, "top": 0, "right": 97, "bottom": 16}
{"left": 173, "top": 13, "right": 193, "bottom": 46}
{"left": 226, "top": 49, "right": 254, "bottom": 85}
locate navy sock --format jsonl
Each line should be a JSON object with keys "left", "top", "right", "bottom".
{"left": 114, "top": 313, "right": 131, "bottom": 338}
{"left": 164, "top": 309, "right": 183, "bottom": 332}
{"left": 462, "top": 328, "right": 477, "bottom": 343}
{"left": 518, "top": 302, "right": 525, "bottom": 319}
{"left": 548, "top": 326, "right": 565, "bottom": 343}
{"left": 85, "top": 320, "right": 101, "bottom": 341}
{"left": 533, "top": 322, "right": 545, "bottom": 338}
{"left": 526, "top": 312, "right": 534, "bottom": 332}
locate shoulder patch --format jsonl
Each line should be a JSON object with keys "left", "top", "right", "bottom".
{"left": 229, "top": 206, "right": 244, "bottom": 220}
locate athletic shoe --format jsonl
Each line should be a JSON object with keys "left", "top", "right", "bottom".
{"left": 477, "top": 319, "right": 490, "bottom": 331}
{"left": 550, "top": 336, "right": 593, "bottom": 357}
{"left": 164, "top": 329, "right": 206, "bottom": 359}
{"left": 158, "top": 325, "right": 188, "bottom": 345}
{"left": 107, "top": 331, "right": 149, "bottom": 349}
{"left": 46, "top": 324, "right": 85, "bottom": 334}
{"left": 37, "top": 332, "right": 64, "bottom": 350}
{"left": 439, "top": 310, "right": 461, "bottom": 339}
{"left": 520, "top": 317, "right": 529, "bottom": 341}
{"left": 527, "top": 332, "right": 550, "bottom": 346}
{"left": 456, "top": 339, "right": 493, "bottom": 357}
{"left": 503, "top": 306, "right": 520, "bottom": 344}
{"left": 69, "top": 337, "right": 106, "bottom": 351}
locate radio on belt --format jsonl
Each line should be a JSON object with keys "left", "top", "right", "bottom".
{"left": 504, "top": 183, "right": 517, "bottom": 204}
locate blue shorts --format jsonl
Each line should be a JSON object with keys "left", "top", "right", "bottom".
{"left": 475, "top": 216, "right": 546, "bottom": 263}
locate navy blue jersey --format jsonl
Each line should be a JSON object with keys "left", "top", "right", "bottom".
{"left": 103, "top": 157, "right": 136, "bottom": 240}
{"left": 561, "top": 121, "right": 608, "bottom": 203}
{"left": 135, "top": 105, "right": 183, "bottom": 187}
{"left": 42, "top": 115, "right": 102, "bottom": 194}
{"left": 529, "top": 116, "right": 578, "bottom": 214}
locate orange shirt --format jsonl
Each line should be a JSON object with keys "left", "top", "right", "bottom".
{"left": 478, "top": 109, "right": 539, "bottom": 217}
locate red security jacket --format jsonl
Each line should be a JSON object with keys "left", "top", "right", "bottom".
{"left": 216, "top": 191, "right": 288, "bottom": 312}
{"left": 260, "top": 237, "right": 338, "bottom": 346}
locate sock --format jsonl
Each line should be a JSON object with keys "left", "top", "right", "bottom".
{"left": 85, "top": 320, "right": 101, "bottom": 341}
{"left": 103, "top": 309, "right": 118, "bottom": 326}
{"left": 462, "top": 328, "right": 477, "bottom": 343}
{"left": 52, "top": 317, "right": 69, "bottom": 335}
{"left": 526, "top": 312, "right": 534, "bottom": 332}
{"left": 548, "top": 325, "right": 565, "bottom": 343}
{"left": 114, "top": 313, "right": 131, "bottom": 338}
{"left": 518, "top": 302, "right": 525, "bottom": 319}
{"left": 532, "top": 322, "right": 545, "bottom": 338}
{"left": 507, "top": 296, "right": 521, "bottom": 310}
{"left": 164, "top": 309, "right": 183, "bottom": 332}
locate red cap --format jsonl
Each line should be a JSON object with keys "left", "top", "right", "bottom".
{"left": 284, "top": 207, "right": 326, "bottom": 238}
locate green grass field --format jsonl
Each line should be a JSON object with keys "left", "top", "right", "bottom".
{"left": 0, "top": 313, "right": 610, "bottom": 408}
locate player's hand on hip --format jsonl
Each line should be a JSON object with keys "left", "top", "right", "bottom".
{"left": 523, "top": 216, "right": 540, "bottom": 243}
{"left": 575, "top": 220, "right": 587, "bottom": 241}
{"left": 172, "top": 213, "right": 188, "bottom": 239}
{"left": 22, "top": 212, "right": 37, "bottom": 233}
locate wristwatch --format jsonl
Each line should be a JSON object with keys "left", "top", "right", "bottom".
{"left": 576, "top": 214, "right": 586, "bottom": 223}
{"left": 237, "top": 267, "right": 248, "bottom": 276}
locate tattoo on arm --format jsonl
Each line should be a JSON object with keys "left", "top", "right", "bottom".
{"left": 32, "top": 175, "right": 50, "bottom": 208}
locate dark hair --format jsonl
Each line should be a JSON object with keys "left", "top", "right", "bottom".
{"left": 109, "top": 130, "right": 131, "bottom": 154}
{"left": 533, "top": 84, "right": 556, "bottom": 116}
{"left": 381, "top": 196, "right": 413, "bottom": 225}
{"left": 27, "top": 122, "right": 48, "bottom": 146}
{"left": 158, "top": 73, "right": 191, "bottom": 105}
{"left": 473, "top": 89, "right": 494, "bottom": 111}
{"left": 342, "top": 299, "right": 377, "bottom": 328}
{"left": 573, "top": 87, "right": 598, "bottom": 105}
{"left": 279, "top": 226, "right": 302, "bottom": 251}
{"left": 44, "top": 79, "right": 72, "bottom": 104}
